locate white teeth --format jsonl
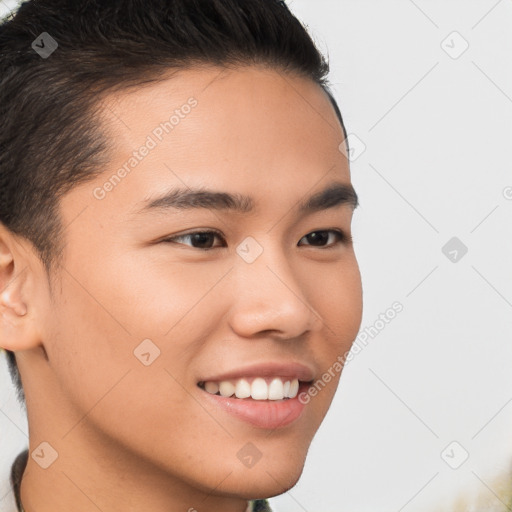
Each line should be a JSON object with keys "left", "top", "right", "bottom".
{"left": 235, "top": 379, "right": 251, "bottom": 399}
{"left": 202, "top": 377, "right": 300, "bottom": 400}
{"left": 251, "top": 378, "right": 268, "bottom": 400}
{"left": 289, "top": 379, "right": 299, "bottom": 398}
{"left": 219, "top": 381, "right": 235, "bottom": 397}
{"left": 268, "top": 378, "right": 284, "bottom": 400}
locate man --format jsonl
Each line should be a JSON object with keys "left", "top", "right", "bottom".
{"left": 0, "top": 1, "right": 363, "bottom": 510}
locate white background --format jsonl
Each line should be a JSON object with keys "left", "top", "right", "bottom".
{"left": 1, "top": 1, "right": 511, "bottom": 511}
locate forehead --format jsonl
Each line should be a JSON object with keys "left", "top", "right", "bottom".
{"left": 65, "top": 65, "right": 351, "bottom": 223}
{"left": 99, "top": 64, "right": 347, "bottom": 167}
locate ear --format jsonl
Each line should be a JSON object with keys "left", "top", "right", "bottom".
{"left": 0, "top": 223, "right": 43, "bottom": 352}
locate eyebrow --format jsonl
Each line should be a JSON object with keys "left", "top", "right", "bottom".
{"left": 136, "top": 182, "right": 358, "bottom": 216}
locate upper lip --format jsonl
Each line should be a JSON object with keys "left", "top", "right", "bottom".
{"left": 198, "top": 362, "right": 316, "bottom": 383}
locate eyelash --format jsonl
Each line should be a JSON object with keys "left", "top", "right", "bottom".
{"left": 160, "top": 229, "right": 351, "bottom": 251}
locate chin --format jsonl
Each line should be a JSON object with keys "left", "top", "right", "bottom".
{"left": 218, "top": 450, "right": 307, "bottom": 500}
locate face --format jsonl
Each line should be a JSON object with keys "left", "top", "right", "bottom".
{"left": 29, "top": 65, "right": 362, "bottom": 500}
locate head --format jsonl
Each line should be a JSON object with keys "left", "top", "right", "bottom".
{"left": 0, "top": 0, "right": 362, "bottom": 503}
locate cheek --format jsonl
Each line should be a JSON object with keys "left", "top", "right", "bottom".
{"left": 45, "top": 274, "right": 228, "bottom": 464}
{"left": 45, "top": 247, "right": 231, "bottom": 429}
{"left": 44, "top": 275, "right": 141, "bottom": 415}
{"left": 295, "top": 257, "right": 362, "bottom": 415}
{"left": 315, "top": 257, "right": 363, "bottom": 348}
{"left": 88, "top": 244, "right": 231, "bottom": 339}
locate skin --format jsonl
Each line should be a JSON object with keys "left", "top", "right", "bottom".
{"left": 0, "top": 64, "right": 362, "bottom": 512}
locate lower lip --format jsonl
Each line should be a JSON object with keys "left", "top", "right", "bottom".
{"left": 199, "top": 383, "right": 310, "bottom": 429}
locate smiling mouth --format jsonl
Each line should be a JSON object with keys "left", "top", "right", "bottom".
{"left": 197, "top": 376, "right": 311, "bottom": 401}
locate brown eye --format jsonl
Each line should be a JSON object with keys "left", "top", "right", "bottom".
{"left": 162, "top": 230, "right": 225, "bottom": 250}
{"left": 161, "top": 228, "right": 350, "bottom": 251}
{"left": 298, "top": 230, "right": 348, "bottom": 248}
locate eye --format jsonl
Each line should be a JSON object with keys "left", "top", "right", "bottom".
{"left": 162, "top": 230, "right": 225, "bottom": 250}
{"left": 161, "top": 229, "right": 350, "bottom": 251}
{"left": 298, "top": 229, "right": 350, "bottom": 249}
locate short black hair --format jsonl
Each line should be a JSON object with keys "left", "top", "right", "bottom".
{"left": 0, "top": 0, "right": 348, "bottom": 407}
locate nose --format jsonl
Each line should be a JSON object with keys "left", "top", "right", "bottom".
{"left": 225, "top": 241, "right": 324, "bottom": 340}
